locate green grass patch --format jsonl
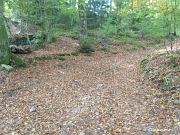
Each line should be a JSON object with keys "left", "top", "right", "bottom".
{"left": 84, "top": 53, "right": 91, "bottom": 56}
{"left": 168, "top": 61, "right": 179, "bottom": 68}
{"left": 101, "top": 46, "right": 110, "bottom": 52}
{"left": 71, "top": 52, "right": 79, "bottom": 56}
{"left": 112, "top": 52, "right": 118, "bottom": 54}
{"left": 59, "top": 54, "right": 66, "bottom": 56}
{"left": 11, "top": 54, "right": 26, "bottom": 68}
{"left": 140, "top": 55, "right": 151, "bottom": 68}
{"left": 59, "top": 56, "right": 65, "bottom": 61}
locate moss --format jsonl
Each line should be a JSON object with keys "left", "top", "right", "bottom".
{"left": 84, "top": 53, "right": 91, "bottom": 56}
{"left": 0, "top": 57, "right": 3, "bottom": 64}
{"left": 101, "top": 46, "right": 110, "bottom": 52}
{"left": 11, "top": 54, "right": 26, "bottom": 68}
{"left": 59, "top": 54, "right": 66, "bottom": 56}
{"left": 0, "top": 45, "right": 11, "bottom": 65}
{"left": 59, "top": 56, "right": 65, "bottom": 61}
{"left": 71, "top": 52, "right": 79, "bottom": 56}
{"left": 0, "top": 19, "right": 11, "bottom": 65}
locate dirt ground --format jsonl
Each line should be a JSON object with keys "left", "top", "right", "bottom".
{"left": 0, "top": 36, "right": 179, "bottom": 134}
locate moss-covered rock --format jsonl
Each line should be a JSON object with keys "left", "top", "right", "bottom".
{"left": 0, "top": 5, "right": 11, "bottom": 65}
{"left": 11, "top": 54, "right": 26, "bottom": 68}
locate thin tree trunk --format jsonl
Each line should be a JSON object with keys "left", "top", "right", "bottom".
{"left": 78, "top": 0, "right": 87, "bottom": 37}
{"left": 0, "top": 0, "right": 11, "bottom": 64}
{"left": 173, "top": 0, "right": 177, "bottom": 36}
{"left": 109, "top": 0, "right": 112, "bottom": 17}
{"left": 3, "top": 16, "right": 11, "bottom": 34}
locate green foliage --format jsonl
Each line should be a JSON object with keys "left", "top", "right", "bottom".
{"left": 10, "top": 54, "right": 26, "bottom": 68}
{"left": 101, "top": 46, "right": 110, "bottom": 52}
{"left": 140, "top": 55, "right": 151, "bottom": 68}
{"left": 120, "top": 36, "right": 138, "bottom": 44}
{"left": 59, "top": 54, "right": 66, "bottom": 56}
{"left": 168, "top": 61, "right": 178, "bottom": 68}
{"left": 168, "top": 52, "right": 179, "bottom": 59}
{"left": 127, "top": 44, "right": 147, "bottom": 51}
{"left": 71, "top": 52, "right": 79, "bottom": 56}
{"left": 65, "top": 53, "right": 71, "bottom": 56}
{"left": 59, "top": 56, "right": 65, "bottom": 61}
{"left": 0, "top": 57, "right": 2, "bottom": 64}
{"left": 79, "top": 38, "right": 95, "bottom": 53}
{"left": 160, "top": 78, "right": 168, "bottom": 86}
{"left": 112, "top": 52, "right": 118, "bottom": 54}
{"left": 84, "top": 53, "right": 91, "bottom": 56}
{"left": 71, "top": 34, "right": 79, "bottom": 40}
{"left": 86, "top": 0, "right": 109, "bottom": 29}
{"left": 167, "top": 53, "right": 179, "bottom": 68}
{"left": 47, "top": 35, "right": 57, "bottom": 44}
{"left": 174, "top": 100, "right": 180, "bottom": 104}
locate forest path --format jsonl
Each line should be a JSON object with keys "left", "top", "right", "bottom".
{"left": 0, "top": 36, "right": 179, "bottom": 134}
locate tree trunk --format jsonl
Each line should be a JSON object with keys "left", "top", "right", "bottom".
{"left": 78, "top": 0, "right": 87, "bottom": 37}
{"left": 173, "top": 0, "right": 177, "bottom": 36}
{"left": 0, "top": 0, "right": 11, "bottom": 64}
{"left": 109, "top": 0, "right": 112, "bottom": 17}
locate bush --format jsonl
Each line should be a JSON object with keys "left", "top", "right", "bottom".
{"left": 11, "top": 54, "right": 26, "bottom": 68}
{"left": 79, "top": 38, "right": 95, "bottom": 53}
{"left": 48, "top": 35, "right": 57, "bottom": 43}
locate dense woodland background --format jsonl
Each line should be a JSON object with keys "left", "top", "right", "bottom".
{"left": 2, "top": 0, "right": 180, "bottom": 43}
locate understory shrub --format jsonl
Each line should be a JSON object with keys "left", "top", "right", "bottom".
{"left": 79, "top": 38, "right": 95, "bottom": 53}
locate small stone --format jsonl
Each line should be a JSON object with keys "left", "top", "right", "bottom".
{"left": 79, "top": 132, "right": 85, "bottom": 135}
{"left": 1, "top": 64, "right": 13, "bottom": 71}
{"left": 0, "top": 76, "right": 4, "bottom": 82}
{"left": 145, "top": 131, "right": 153, "bottom": 135}
{"left": 29, "top": 107, "right": 36, "bottom": 112}
{"left": 74, "top": 80, "right": 78, "bottom": 82}
{"left": 97, "top": 84, "right": 103, "bottom": 89}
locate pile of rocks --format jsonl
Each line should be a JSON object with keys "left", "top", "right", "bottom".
{"left": 9, "top": 34, "right": 34, "bottom": 54}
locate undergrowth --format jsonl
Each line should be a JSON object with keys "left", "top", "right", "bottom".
{"left": 79, "top": 37, "right": 96, "bottom": 53}
{"left": 141, "top": 52, "right": 180, "bottom": 104}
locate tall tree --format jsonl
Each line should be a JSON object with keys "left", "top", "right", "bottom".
{"left": 0, "top": 0, "right": 11, "bottom": 64}
{"left": 78, "top": 0, "right": 87, "bottom": 36}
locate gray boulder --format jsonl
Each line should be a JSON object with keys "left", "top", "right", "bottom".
{"left": 1, "top": 64, "right": 13, "bottom": 71}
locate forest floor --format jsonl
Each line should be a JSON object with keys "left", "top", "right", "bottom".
{"left": 0, "top": 36, "right": 180, "bottom": 135}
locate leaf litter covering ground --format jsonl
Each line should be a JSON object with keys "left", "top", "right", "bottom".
{"left": 0, "top": 36, "right": 179, "bottom": 135}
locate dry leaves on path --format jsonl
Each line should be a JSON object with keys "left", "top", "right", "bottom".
{"left": 0, "top": 36, "right": 179, "bottom": 135}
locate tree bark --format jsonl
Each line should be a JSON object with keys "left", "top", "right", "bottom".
{"left": 0, "top": 0, "right": 11, "bottom": 64}
{"left": 173, "top": 0, "right": 177, "bottom": 36}
{"left": 78, "top": 0, "right": 87, "bottom": 37}
{"left": 109, "top": 0, "right": 112, "bottom": 17}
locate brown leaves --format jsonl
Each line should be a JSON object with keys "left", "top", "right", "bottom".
{"left": 0, "top": 36, "right": 179, "bottom": 134}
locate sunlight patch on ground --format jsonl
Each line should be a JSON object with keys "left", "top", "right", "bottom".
{"left": 127, "top": 64, "right": 135, "bottom": 68}
{"left": 155, "top": 42, "right": 180, "bottom": 54}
